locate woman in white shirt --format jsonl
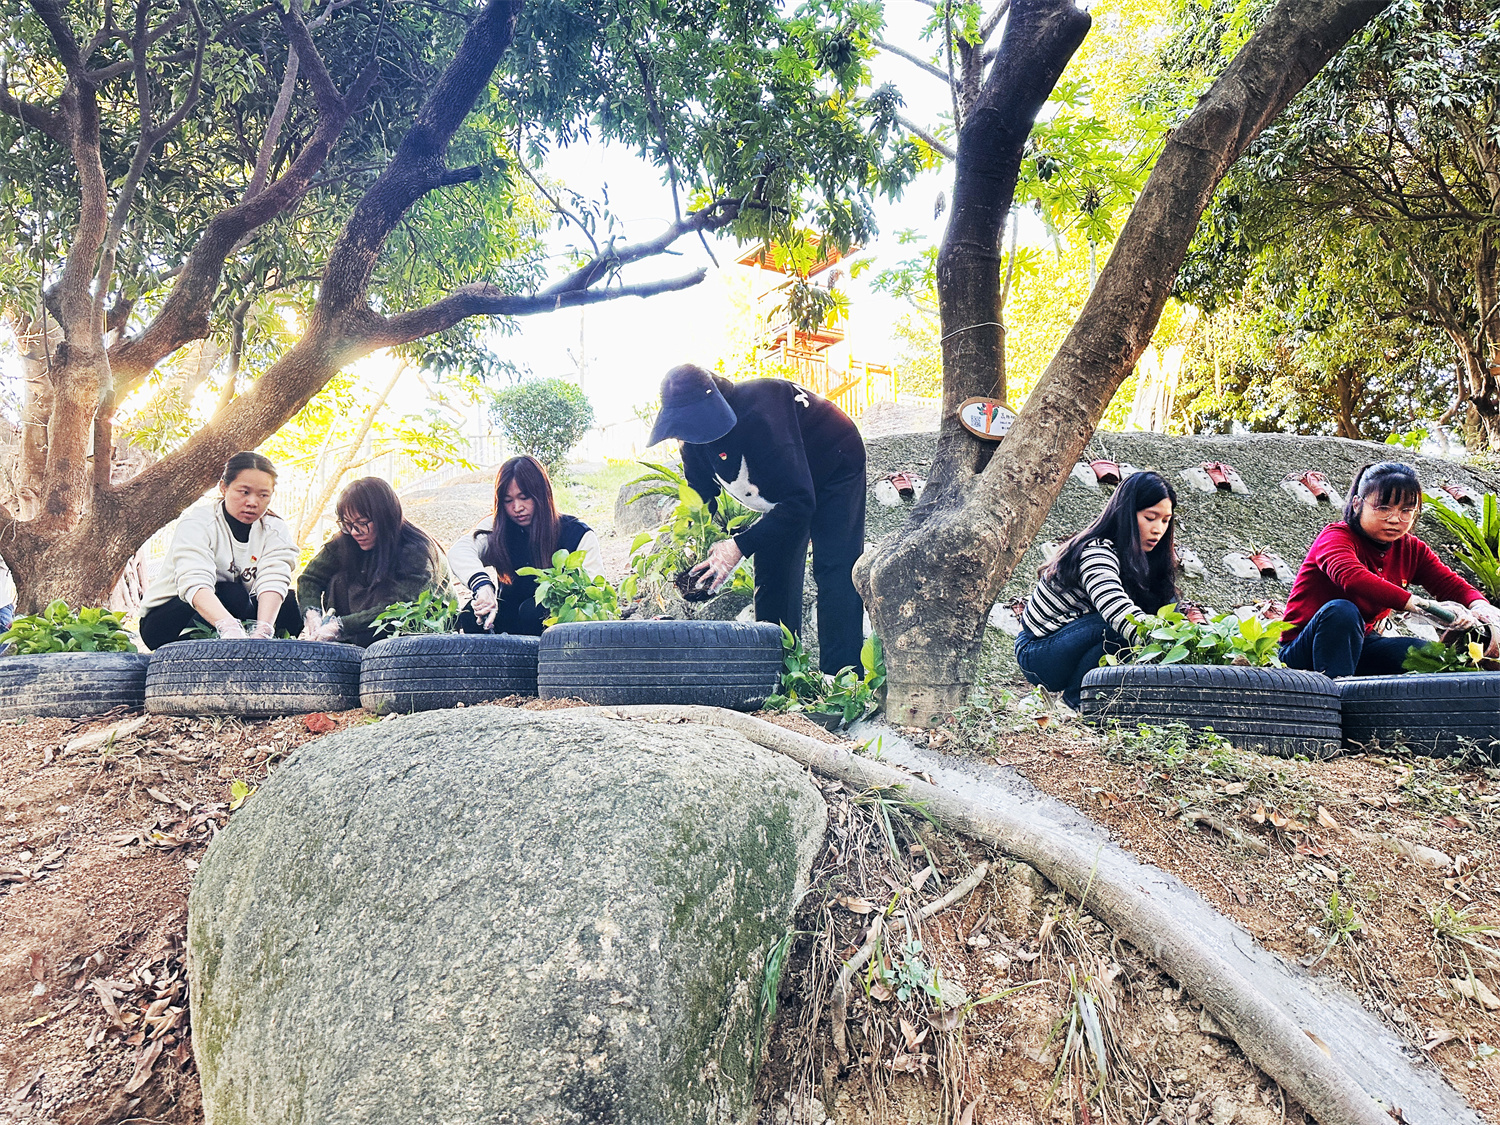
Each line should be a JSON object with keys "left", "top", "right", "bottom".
{"left": 138, "top": 452, "right": 301, "bottom": 649}
{"left": 448, "top": 455, "right": 601, "bottom": 635}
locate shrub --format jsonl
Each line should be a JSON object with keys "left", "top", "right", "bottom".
{"left": 764, "top": 627, "right": 886, "bottom": 727}
{"left": 517, "top": 548, "right": 620, "bottom": 625}
{"left": 621, "top": 461, "right": 757, "bottom": 600}
{"left": 1422, "top": 491, "right": 1500, "bottom": 598}
{"left": 2, "top": 600, "right": 135, "bottom": 653}
{"left": 1109, "top": 604, "right": 1291, "bottom": 667}
{"left": 371, "top": 590, "right": 460, "bottom": 638}
{"left": 488, "top": 378, "right": 595, "bottom": 473}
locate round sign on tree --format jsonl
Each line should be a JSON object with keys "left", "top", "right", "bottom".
{"left": 957, "top": 398, "right": 1017, "bottom": 441}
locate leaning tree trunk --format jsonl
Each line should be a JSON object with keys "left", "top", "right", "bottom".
{"left": 859, "top": 0, "right": 1392, "bottom": 725}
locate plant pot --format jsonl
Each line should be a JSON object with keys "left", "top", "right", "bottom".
{"left": 1201, "top": 461, "right": 1233, "bottom": 491}
{"left": 1297, "top": 470, "right": 1334, "bottom": 503}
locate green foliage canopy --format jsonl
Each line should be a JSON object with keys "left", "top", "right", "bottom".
{"left": 489, "top": 378, "right": 595, "bottom": 472}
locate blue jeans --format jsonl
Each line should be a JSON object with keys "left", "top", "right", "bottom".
{"left": 1279, "top": 599, "right": 1420, "bottom": 678}
{"left": 1014, "top": 614, "right": 1128, "bottom": 710}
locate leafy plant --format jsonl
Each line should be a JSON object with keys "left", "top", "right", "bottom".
{"left": 517, "top": 549, "right": 620, "bottom": 625}
{"left": 763, "top": 626, "right": 886, "bottom": 726}
{"left": 371, "top": 589, "right": 460, "bottom": 638}
{"left": 871, "top": 939, "right": 946, "bottom": 1005}
{"left": 1403, "top": 638, "right": 1500, "bottom": 674}
{"left": 488, "top": 378, "right": 596, "bottom": 474}
{"left": 1, "top": 600, "right": 134, "bottom": 654}
{"left": 621, "top": 462, "right": 757, "bottom": 600}
{"left": 1422, "top": 491, "right": 1500, "bottom": 598}
{"left": 1109, "top": 604, "right": 1291, "bottom": 667}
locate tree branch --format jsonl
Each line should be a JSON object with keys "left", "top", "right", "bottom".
{"left": 373, "top": 270, "right": 709, "bottom": 348}
{"left": 317, "top": 0, "right": 524, "bottom": 317}
{"left": 979, "top": 0, "right": 1012, "bottom": 43}
{"left": 896, "top": 113, "right": 956, "bottom": 160}
{"left": 247, "top": 45, "right": 300, "bottom": 199}
{"left": 108, "top": 5, "right": 380, "bottom": 387}
{"left": 0, "top": 84, "right": 65, "bottom": 140}
{"left": 874, "top": 37, "right": 955, "bottom": 88}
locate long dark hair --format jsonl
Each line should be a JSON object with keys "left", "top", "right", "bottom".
{"left": 480, "top": 455, "right": 560, "bottom": 583}
{"left": 1344, "top": 461, "right": 1422, "bottom": 542}
{"left": 333, "top": 477, "right": 436, "bottom": 589}
{"left": 1044, "top": 470, "right": 1178, "bottom": 611}
{"left": 222, "top": 451, "right": 276, "bottom": 487}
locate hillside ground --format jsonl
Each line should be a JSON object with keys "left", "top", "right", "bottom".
{"left": 3, "top": 695, "right": 1497, "bottom": 1124}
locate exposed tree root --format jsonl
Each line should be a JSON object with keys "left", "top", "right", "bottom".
{"left": 586, "top": 705, "right": 1402, "bottom": 1125}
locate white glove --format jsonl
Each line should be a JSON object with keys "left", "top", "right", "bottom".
{"left": 248, "top": 620, "right": 275, "bottom": 640}
{"left": 470, "top": 584, "right": 499, "bottom": 630}
{"left": 299, "top": 609, "right": 323, "bottom": 641}
{"left": 213, "top": 618, "right": 247, "bottom": 640}
{"left": 1469, "top": 601, "right": 1500, "bottom": 627}
{"left": 688, "top": 539, "right": 744, "bottom": 594}
{"left": 1438, "top": 601, "right": 1481, "bottom": 632}
{"left": 313, "top": 617, "right": 342, "bottom": 642}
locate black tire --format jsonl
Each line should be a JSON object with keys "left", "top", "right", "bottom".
{"left": 0, "top": 652, "right": 150, "bottom": 719}
{"left": 538, "top": 620, "right": 783, "bottom": 710}
{"left": 145, "top": 640, "right": 362, "bottom": 716}
{"left": 361, "top": 633, "right": 540, "bottom": 713}
{"left": 1339, "top": 673, "right": 1500, "bottom": 759}
{"left": 1080, "top": 664, "right": 1342, "bottom": 759}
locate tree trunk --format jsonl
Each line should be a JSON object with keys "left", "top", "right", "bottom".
{"left": 860, "top": 0, "right": 1392, "bottom": 725}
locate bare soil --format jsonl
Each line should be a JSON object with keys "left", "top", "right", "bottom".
{"left": 3, "top": 698, "right": 1497, "bottom": 1124}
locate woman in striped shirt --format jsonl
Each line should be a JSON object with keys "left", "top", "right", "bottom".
{"left": 1015, "top": 471, "right": 1178, "bottom": 708}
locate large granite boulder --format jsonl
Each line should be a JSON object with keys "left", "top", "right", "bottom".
{"left": 188, "top": 707, "right": 826, "bottom": 1125}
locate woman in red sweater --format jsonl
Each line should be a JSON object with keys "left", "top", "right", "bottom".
{"left": 1280, "top": 461, "right": 1500, "bottom": 677}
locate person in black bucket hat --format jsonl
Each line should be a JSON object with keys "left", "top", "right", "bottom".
{"left": 649, "top": 364, "right": 867, "bottom": 674}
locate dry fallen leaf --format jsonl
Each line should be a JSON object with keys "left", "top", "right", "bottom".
{"left": 1304, "top": 1030, "right": 1332, "bottom": 1057}
{"left": 899, "top": 1017, "right": 929, "bottom": 1049}
{"left": 1451, "top": 977, "right": 1500, "bottom": 1010}
{"left": 1421, "top": 1028, "right": 1459, "bottom": 1051}
{"left": 1316, "top": 806, "right": 1341, "bottom": 831}
{"left": 869, "top": 980, "right": 894, "bottom": 1002}
{"left": 1220, "top": 782, "right": 1249, "bottom": 796}
{"left": 123, "top": 1039, "right": 164, "bottom": 1093}
{"left": 835, "top": 895, "right": 877, "bottom": 914}
{"left": 304, "top": 712, "right": 337, "bottom": 734}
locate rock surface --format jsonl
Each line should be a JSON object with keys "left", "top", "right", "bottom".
{"left": 188, "top": 707, "right": 826, "bottom": 1125}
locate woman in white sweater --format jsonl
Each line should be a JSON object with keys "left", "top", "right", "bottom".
{"left": 448, "top": 455, "right": 601, "bottom": 635}
{"left": 138, "top": 452, "right": 302, "bottom": 649}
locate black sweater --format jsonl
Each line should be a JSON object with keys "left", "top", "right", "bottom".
{"left": 681, "top": 377, "right": 864, "bottom": 558}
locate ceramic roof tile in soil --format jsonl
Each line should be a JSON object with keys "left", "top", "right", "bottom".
{"left": 895, "top": 713, "right": 1500, "bottom": 1121}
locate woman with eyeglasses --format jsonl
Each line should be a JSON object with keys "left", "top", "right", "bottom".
{"left": 1015, "top": 471, "right": 1179, "bottom": 709}
{"left": 296, "top": 477, "right": 449, "bottom": 647}
{"left": 139, "top": 452, "right": 302, "bottom": 649}
{"left": 1280, "top": 461, "right": 1500, "bottom": 677}
{"left": 448, "top": 455, "right": 600, "bottom": 636}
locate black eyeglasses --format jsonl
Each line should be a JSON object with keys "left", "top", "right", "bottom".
{"left": 339, "top": 517, "right": 374, "bottom": 535}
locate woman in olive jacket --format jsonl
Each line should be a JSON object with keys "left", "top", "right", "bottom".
{"left": 297, "top": 477, "right": 449, "bottom": 647}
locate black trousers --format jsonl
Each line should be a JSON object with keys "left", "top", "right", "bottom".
{"left": 752, "top": 468, "right": 867, "bottom": 674}
{"left": 139, "top": 580, "right": 302, "bottom": 650}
